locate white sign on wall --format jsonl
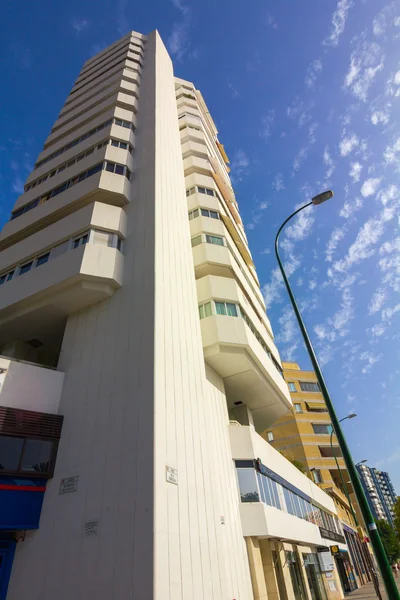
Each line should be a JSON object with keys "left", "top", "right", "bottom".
{"left": 59, "top": 476, "right": 79, "bottom": 495}
{"left": 328, "top": 581, "right": 337, "bottom": 591}
{"left": 318, "top": 550, "right": 334, "bottom": 572}
{"left": 166, "top": 466, "right": 178, "bottom": 485}
{"left": 83, "top": 521, "right": 98, "bottom": 537}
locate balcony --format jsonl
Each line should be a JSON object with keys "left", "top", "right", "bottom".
{"left": 197, "top": 276, "right": 290, "bottom": 431}
{"left": 0, "top": 242, "right": 123, "bottom": 351}
{"left": 0, "top": 355, "right": 64, "bottom": 414}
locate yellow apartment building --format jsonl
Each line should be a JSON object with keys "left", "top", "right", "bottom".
{"left": 264, "top": 362, "right": 373, "bottom": 592}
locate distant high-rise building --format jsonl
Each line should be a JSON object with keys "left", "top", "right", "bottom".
{"left": 357, "top": 464, "right": 397, "bottom": 527}
{"left": 0, "top": 29, "right": 354, "bottom": 600}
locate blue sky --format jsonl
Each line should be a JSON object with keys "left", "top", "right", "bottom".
{"left": 1, "top": 0, "right": 399, "bottom": 489}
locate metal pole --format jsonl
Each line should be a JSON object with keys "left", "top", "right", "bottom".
{"left": 275, "top": 203, "right": 400, "bottom": 600}
{"left": 330, "top": 421, "right": 358, "bottom": 526}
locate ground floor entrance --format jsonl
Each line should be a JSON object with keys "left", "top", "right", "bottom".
{"left": 246, "top": 537, "right": 344, "bottom": 600}
{"left": 335, "top": 550, "right": 358, "bottom": 593}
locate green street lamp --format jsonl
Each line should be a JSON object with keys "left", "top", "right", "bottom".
{"left": 275, "top": 191, "right": 400, "bottom": 600}
{"left": 356, "top": 460, "right": 368, "bottom": 466}
{"left": 329, "top": 414, "right": 358, "bottom": 525}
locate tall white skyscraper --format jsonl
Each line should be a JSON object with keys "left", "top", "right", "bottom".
{"left": 0, "top": 30, "right": 350, "bottom": 600}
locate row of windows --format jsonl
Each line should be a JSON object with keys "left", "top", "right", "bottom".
{"left": 0, "top": 228, "right": 123, "bottom": 285}
{"left": 186, "top": 185, "right": 216, "bottom": 197}
{"left": 0, "top": 434, "right": 56, "bottom": 476}
{"left": 71, "top": 56, "right": 141, "bottom": 100}
{"left": 27, "top": 138, "right": 133, "bottom": 191}
{"left": 76, "top": 48, "right": 142, "bottom": 88}
{"left": 288, "top": 381, "right": 321, "bottom": 393}
{"left": 11, "top": 160, "right": 131, "bottom": 221}
{"left": 79, "top": 38, "right": 143, "bottom": 80}
{"left": 178, "top": 111, "right": 201, "bottom": 121}
{"left": 236, "top": 464, "right": 342, "bottom": 536}
{"left": 197, "top": 299, "right": 283, "bottom": 377}
{"left": 35, "top": 117, "right": 134, "bottom": 169}
{"left": 78, "top": 43, "right": 143, "bottom": 84}
{"left": 180, "top": 123, "right": 202, "bottom": 134}
{"left": 191, "top": 233, "right": 224, "bottom": 248}
{"left": 189, "top": 208, "right": 220, "bottom": 221}
{"left": 293, "top": 402, "right": 327, "bottom": 413}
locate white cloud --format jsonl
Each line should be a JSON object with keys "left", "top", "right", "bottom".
{"left": 308, "top": 122, "right": 318, "bottom": 144}
{"left": 344, "top": 39, "right": 385, "bottom": 102}
{"left": 259, "top": 110, "right": 276, "bottom": 141}
{"left": 314, "top": 286, "right": 354, "bottom": 341}
{"left": 349, "top": 161, "right": 362, "bottom": 182}
{"left": 386, "top": 70, "right": 400, "bottom": 97}
{"left": 377, "top": 184, "right": 399, "bottom": 206}
{"left": 360, "top": 351, "right": 382, "bottom": 374}
{"left": 368, "top": 288, "right": 386, "bottom": 314}
{"left": 339, "top": 131, "right": 359, "bottom": 156}
{"left": 347, "top": 394, "right": 356, "bottom": 404}
{"left": 227, "top": 79, "right": 240, "bottom": 99}
{"left": 333, "top": 208, "right": 394, "bottom": 272}
{"left": 273, "top": 172, "right": 285, "bottom": 191}
{"left": 373, "top": 3, "right": 396, "bottom": 37}
{"left": 275, "top": 305, "right": 297, "bottom": 345}
{"left": 326, "top": 227, "right": 346, "bottom": 262}
{"left": 305, "top": 59, "right": 323, "bottom": 88}
{"left": 323, "top": 146, "right": 335, "bottom": 179}
{"left": 246, "top": 197, "right": 269, "bottom": 230}
{"left": 382, "top": 303, "right": 400, "bottom": 321}
{"left": 379, "top": 238, "right": 400, "bottom": 291}
{"left": 293, "top": 147, "right": 308, "bottom": 171}
{"left": 285, "top": 203, "right": 314, "bottom": 242}
{"left": 360, "top": 177, "right": 381, "bottom": 197}
{"left": 267, "top": 14, "right": 278, "bottom": 29}
{"left": 323, "top": 0, "right": 353, "bottom": 47}
{"left": 371, "top": 110, "right": 389, "bottom": 125}
{"left": 263, "top": 255, "right": 301, "bottom": 308}
{"left": 168, "top": 0, "right": 192, "bottom": 61}
{"left": 383, "top": 137, "right": 400, "bottom": 165}
{"left": 287, "top": 98, "right": 313, "bottom": 128}
{"left": 371, "top": 323, "right": 385, "bottom": 337}
{"left": 231, "top": 149, "right": 251, "bottom": 183}
{"left": 309, "top": 280, "right": 317, "bottom": 290}
{"left": 72, "top": 18, "right": 89, "bottom": 34}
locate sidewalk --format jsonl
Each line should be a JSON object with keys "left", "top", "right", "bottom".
{"left": 347, "top": 577, "right": 400, "bottom": 599}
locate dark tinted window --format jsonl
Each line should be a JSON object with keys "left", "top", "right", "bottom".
{"left": 0, "top": 436, "right": 24, "bottom": 470}
{"left": 21, "top": 439, "right": 53, "bottom": 473}
{"left": 115, "top": 164, "right": 124, "bottom": 175}
{"left": 19, "top": 262, "right": 33, "bottom": 276}
{"left": 36, "top": 253, "right": 50, "bottom": 267}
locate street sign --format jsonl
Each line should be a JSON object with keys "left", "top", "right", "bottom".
{"left": 59, "top": 476, "right": 79, "bottom": 495}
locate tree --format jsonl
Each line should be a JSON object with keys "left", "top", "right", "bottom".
{"left": 376, "top": 519, "right": 400, "bottom": 563}
{"left": 393, "top": 497, "right": 400, "bottom": 541}
{"left": 279, "top": 452, "right": 307, "bottom": 474}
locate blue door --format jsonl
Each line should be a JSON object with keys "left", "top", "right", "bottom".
{"left": 0, "top": 540, "right": 16, "bottom": 600}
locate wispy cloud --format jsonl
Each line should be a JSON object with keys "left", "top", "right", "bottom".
{"left": 383, "top": 136, "right": 400, "bottom": 165}
{"left": 373, "top": 3, "right": 396, "bottom": 37}
{"left": 344, "top": 38, "right": 385, "bottom": 102}
{"left": 339, "top": 197, "right": 362, "bottom": 219}
{"left": 267, "top": 14, "right": 278, "bottom": 29}
{"left": 379, "top": 236, "right": 400, "bottom": 292}
{"left": 259, "top": 110, "right": 275, "bottom": 141}
{"left": 368, "top": 288, "right": 386, "bottom": 314}
{"left": 308, "top": 122, "right": 318, "bottom": 144}
{"left": 371, "top": 110, "right": 390, "bottom": 125}
{"left": 273, "top": 173, "right": 285, "bottom": 191}
{"left": 247, "top": 198, "right": 269, "bottom": 230}
{"left": 360, "top": 177, "right": 381, "bottom": 197}
{"left": 116, "top": 0, "right": 128, "bottom": 36}
{"left": 323, "top": 0, "right": 353, "bottom": 47}
{"left": 230, "top": 149, "right": 250, "bottom": 183}
{"left": 227, "top": 79, "right": 240, "bottom": 99}
{"left": 349, "top": 161, "right": 362, "bottom": 182}
{"left": 72, "top": 18, "right": 89, "bottom": 34}
{"left": 314, "top": 286, "right": 354, "bottom": 341}
{"left": 263, "top": 255, "right": 301, "bottom": 308}
{"left": 305, "top": 59, "right": 323, "bottom": 88}
{"left": 168, "top": 0, "right": 193, "bottom": 62}
{"left": 323, "top": 146, "right": 336, "bottom": 179}
{"left": 287, "top": 97, "right": 313, "bottom": 128}
{"left": 360, "top": 351, "right": 382, "bottom": 374}
{"left": 339, "top": 130, "right": 359, "bottom": 156}
{"left": 293, "top": 147, "right": 308, "bottom": 171}
{"left": 326, "top": 227, "right": 346, "bottom": 262}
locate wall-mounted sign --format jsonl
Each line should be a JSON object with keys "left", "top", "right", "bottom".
{"left": 330, "top": 545, "right": 340, "bottom": 555}
{"left": 319, "top": 527, "right": 345, "bottom": 544}
{"left": 166, "top": 466, "right": 178, "bottom": 485}
{"left": 83, "top": 521, "right": 98, "bottom": 537}
{"left": 328, "top": 581, "right": 337, "bottom": 592}
{"left": 220, "top": 516, "right": 225, "bottom": 525}
{"left": 59, "top": 476, "right": 79, "bottom": 495}
{"left": 317, "top": 548, "right": 334, "bottom": 572}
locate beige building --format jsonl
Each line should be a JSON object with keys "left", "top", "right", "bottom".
{"left": 0, "top": 30, "right": 350, "bottom": 600}
{"left": 265, "top": 362, "right": 373, "bottom": 593}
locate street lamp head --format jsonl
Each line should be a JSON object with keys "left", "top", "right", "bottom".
{"left": 312, "top": 190, "right": 334, "bottom": 205}
{"left": 348, "top": 413, "right": 357, "bottom": 419}
{"left": 357, "top": 460, "right": 368, "bottom": 465}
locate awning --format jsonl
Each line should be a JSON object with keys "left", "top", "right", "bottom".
{"left": 305, "top": 402, "right": 327, "bottom": 411}
{"left": 216, "top": 142, "right": 230, "bottom": 164}
{"left": 221, "top": 215, "right": 254, "bottom": 268}
{"left": 0, "top": 477, "right": 47, "bottom": 531}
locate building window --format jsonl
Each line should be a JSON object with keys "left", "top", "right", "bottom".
{"left": 236, "top": 468, "right": 260, "bottom": 503}
{"left": 72, "top": 233, "right": 89, "bottom": 249}
{"left": 294, "top": 403, "right": 302, "bottom": 413}
{"left": 0, "top": 434, "right": 57, "bottom": 476}
{"left": 267, "top": 431, "right": 274, "bottom": 442}
{"left": 215, "top": 301, "right": 238, "bottom": 317}
{"left": 319, "top": 446, "right": 342, "bottom": 458}
{"left": 300, "top": 381, "right": 320, "bottom": 392}
{"left": 306, "top": 402, "right": 327, "bottom": 413}
{"left": 198, "top": 302, "right": 212, "bottom": 320}
{"left": 201, "top": 208, "right": 220, "bottom": 219}
{"left": 36, "top": 253, "right": 50, "bottom": 267}
{"left": 311, "top": 469, "right": 323, "bottom": 483}
{"left": 18, "top": 262, "right": 33, "bottom": 276}
{"left": 206, "top": 234, "right": 224, "bottom": 246}
{"left": 288, "top": 382, "right": 296, "bottom": 392}
{"left": 191, "top": 235, "right": 202, "bottom": 247}
{"left": 312, "top": 424, "right": 333, "bottom": 435}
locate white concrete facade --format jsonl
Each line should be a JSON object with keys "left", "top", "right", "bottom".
{"left": 0, "top": 29, "right": 344, "bottom": 600}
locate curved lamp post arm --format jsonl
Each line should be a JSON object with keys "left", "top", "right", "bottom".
{"left": 275, "top": 200, "right": 400, "bottom": 600}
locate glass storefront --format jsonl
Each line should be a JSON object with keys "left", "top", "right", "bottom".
{"left": 303, "top": 553, "right": 328, "bottom": 600}
{"left": 286, "top": 551, "right": 307, "bottom": 600}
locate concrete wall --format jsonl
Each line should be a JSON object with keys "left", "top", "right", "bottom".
{"left": 7, "top": 31, "right": 253, "bottom": 600}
